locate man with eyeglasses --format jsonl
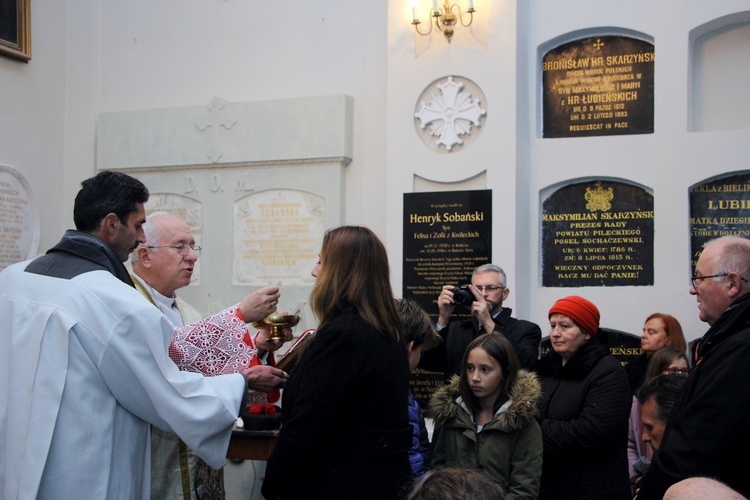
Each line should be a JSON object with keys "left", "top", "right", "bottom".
{"left": 637, "top": 236, "right": 750, "bottom": 499}
{"left": 0, "top": 172, "right": 288, "bottom": 499}
{"left": 131, "top": 212, "right": 291, "bottom": 499}
{"left": 431, "top": 263, "right": 541, "bottom": 376}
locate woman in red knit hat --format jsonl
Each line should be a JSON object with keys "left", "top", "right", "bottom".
{"left": 534, "top": 295, "right": 632, "bottom": 500}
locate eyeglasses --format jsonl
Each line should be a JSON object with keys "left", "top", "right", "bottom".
{"left": 474, "top": 285, "right": 504, "bottom": 292}
{"left": 146, "top": 244, "right": 201, "bottom": 257}
{"left": 690, "top": 273, "right": 749, "bottom": 289}
{"left": 665, "top": 367, "right": 689, "bottom": 375}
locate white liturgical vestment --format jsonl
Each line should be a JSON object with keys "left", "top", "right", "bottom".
{"left": 0, "top": 263, "right": 245, "bottom": 499}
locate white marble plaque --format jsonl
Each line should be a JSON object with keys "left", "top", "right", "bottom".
{"left": 233, "top": 190, "right": 324, "bottom": 286}
{"left": 0, "top": 165, "right": 39, "bottom": 271}
{"left": 145, "top": 193, "right": 202, "bottom": 285}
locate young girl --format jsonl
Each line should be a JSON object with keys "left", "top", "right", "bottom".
{"left": 427, "top": 333, "right": 543, "bottom": 500}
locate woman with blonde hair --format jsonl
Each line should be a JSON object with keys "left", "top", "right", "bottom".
{"left": 262, "top": 226, "right": 412, "bottom": 499}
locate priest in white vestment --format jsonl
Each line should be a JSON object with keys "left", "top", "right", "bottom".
{"left": 130, "top": 212, "right": 290, "bottom": 499}
{"left": 0, "top": 171, "right": 287, "bottom": 499}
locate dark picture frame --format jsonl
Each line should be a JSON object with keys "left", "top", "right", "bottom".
{"left": 0, "top": 0, "right": 30, "bottom": 62}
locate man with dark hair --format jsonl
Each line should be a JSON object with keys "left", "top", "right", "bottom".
{"left": 638, "top": 236, "right": 750, "bottom": 499}
{"left": 73, "top": 170, "right": 150, "bottom": 235}
{"left": 0, "top": 171, "right": 287, "bottom": 499}
{"left": 636, "top": 374, "right": 687, "bottom": 453}
{"left": 429, "top": 263, "right": 541, "bottom": 376}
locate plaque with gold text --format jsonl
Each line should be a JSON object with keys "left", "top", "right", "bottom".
{"left": 690, "top": 172, "right": 750, "bottom": 271}
{"left": 542, "top": 180, "right": 654, "bottom": 287}
{"left": 542, "top": 35, "right": 654, "bottom": 138}
{"left": 403, "top": 190, "right": 492, "bottom": 406}
{"left": 233, "top": 190, "right": 324, "bottom": 286}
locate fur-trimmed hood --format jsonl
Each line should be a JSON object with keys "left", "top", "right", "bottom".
{"left": 426, "top": 369, "right": 542, "bottom": 433}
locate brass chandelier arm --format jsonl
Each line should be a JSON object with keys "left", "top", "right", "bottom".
{"left": 411, "top": 2, "right": 476, "bottom": 43}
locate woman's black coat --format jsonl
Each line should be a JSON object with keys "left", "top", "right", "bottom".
{"left": 535, "top": 341, "right": 632, "bottom": 500}
{"left": 262, "top": 311, "right": 412, "bottom": 499}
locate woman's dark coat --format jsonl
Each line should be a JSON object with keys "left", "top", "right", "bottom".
{"left": 262, "top": 311, "right": 412, "bottom": 499}
{"left": 535, "top": 341, "right": 632, "bottom": 500}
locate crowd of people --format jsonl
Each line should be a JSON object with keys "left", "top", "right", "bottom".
{"left": 2, "top": 170, "right": 750, "bottom": 499}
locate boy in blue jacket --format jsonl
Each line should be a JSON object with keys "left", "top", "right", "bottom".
{"left": 396, "top": 298, "right": 443, "bottom": 482}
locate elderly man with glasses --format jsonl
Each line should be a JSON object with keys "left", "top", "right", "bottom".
{"left": 429, "top": 263, "right": 541, "bottom": 376}
{"left": 131, "top": 212, "right": 291, "bottom": 500}
{"left": 637, "top": 236, "right": 750, "bottom": 499}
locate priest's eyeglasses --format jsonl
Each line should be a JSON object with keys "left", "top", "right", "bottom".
{"left": 690, "top": 273, "right": 749, "bottom": 289}
{"left": 474, "top": 285, "right": 504, "bottom": 292}
{"left": 146, "top": 244, "right": 201, "bottom": 257}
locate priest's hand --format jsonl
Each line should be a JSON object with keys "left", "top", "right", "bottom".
{"left": 243, "top": 365, "right": 289, "bottom": 392}
{"left": 239, "top": 286, "right": 281, "bottom": 322}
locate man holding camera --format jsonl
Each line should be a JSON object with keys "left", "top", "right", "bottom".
{"left": 434, "top": 264, "right": 541, "bottom": 376}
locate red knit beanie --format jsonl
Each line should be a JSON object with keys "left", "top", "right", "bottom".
{"left": 548, "top": 295, "right": 600, "bottom": 338}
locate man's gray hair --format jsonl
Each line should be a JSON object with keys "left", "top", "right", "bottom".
{"left": 705, "top": 236, "right": 750, "bottom": 284}
{"left": 473, "top": 264, "right": 507, "bottom": 287}
{"left": 130, "top": 212, "right": 170, "bottom": 265}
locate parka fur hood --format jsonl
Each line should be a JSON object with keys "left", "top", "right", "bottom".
{"left": 427, "top": 369, "right": 542, "bottom": 433}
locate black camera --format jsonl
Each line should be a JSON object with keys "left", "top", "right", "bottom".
{"left": 452, "top": 285, "right": 474, "bottom": 305}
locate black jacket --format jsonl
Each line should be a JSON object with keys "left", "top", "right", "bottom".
{"left": 429, "top": 307, "right": 541, "bottom": 378}
{"left": 535, "top": 341, "right": 632, "bottom": 500}
{"left": 638, "top": 293, "right": 750, "bottom": 499}
{"left": 262, "top": 311, "right": 412, "bottom": 499}
{"left": 625, "top": 353, "right": 649, "bottom": 395}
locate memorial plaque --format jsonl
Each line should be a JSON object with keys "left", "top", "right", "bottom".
{"left": 145, "top": 193, "right": 203, "bottom": 285}
{"left": 690, "top": 172, "right": 750, "bottom": 271}
{"left": 541, "top": 328, "right": 642, "bottom": 367}
{"left": 233, "top": 189, "right": 323, "bottom": 286}
{"left": 0, "top": 165, "right": 39, "bottom": 271}
{"left": 542, "top": 35, "right": 654, "bottom": 138}
{"left": 542, "top": 180, "right": 654, "bottom": 287}
{"left": 403, "top": 189, "right": 492, "bottom": 406}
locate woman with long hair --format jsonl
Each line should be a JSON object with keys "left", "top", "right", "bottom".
{"left": 428, "top": 334, "right": 542, "bottom": 499}
{"left": 262, "top": 226, "right": 412, "bottom": 499}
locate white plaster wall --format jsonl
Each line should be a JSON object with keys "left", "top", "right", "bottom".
{"left": 387, "top": 0, "right": 750, "bottom": 345}
{"left": 4, "top": 0, "right": 750, "bottom": 349}
{"left": 96, "top": 0, "right": 387, "bottom": 236}
{"left": 386, "top": 0, "right": 521, "bottom": 318}
{"left": 0, "top": 0, "right": 67, "bottom": 253}
{"left": 525, "top": 1, "right": 750, "bottom": 343}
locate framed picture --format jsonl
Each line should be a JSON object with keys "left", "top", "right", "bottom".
{"left": 0, "top": 0, "right": 30, "bottom": 62}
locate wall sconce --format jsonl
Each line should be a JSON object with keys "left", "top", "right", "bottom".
{"left": 412, "top": 0, "right": 476, "bottom": 43}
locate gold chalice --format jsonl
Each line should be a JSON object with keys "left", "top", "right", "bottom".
{"left": 252, "top": 314, "right": 300, "bottom": 342}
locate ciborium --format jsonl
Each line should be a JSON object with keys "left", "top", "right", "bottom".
{"left": 252, "top": 314, "right": 300, "bottom": 342}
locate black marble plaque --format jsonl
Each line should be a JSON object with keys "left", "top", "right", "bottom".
{"left": 542, "top": 35, "right": 654, "bottom": 138}
{"left": 541, "top": 328, "right": 643, "bottom": 367}
{"left": 403, "top": 189, "right": 492, "bottom": 406}
{"left": 542, "top": 180, "right": 654, "bottom": 287}
{"left": 689, "top": 171, "right": 750, "bottom": 271}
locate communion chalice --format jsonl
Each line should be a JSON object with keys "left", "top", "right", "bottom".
{"left": 252, "top": 314, "right": 300, "bottom": 342}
